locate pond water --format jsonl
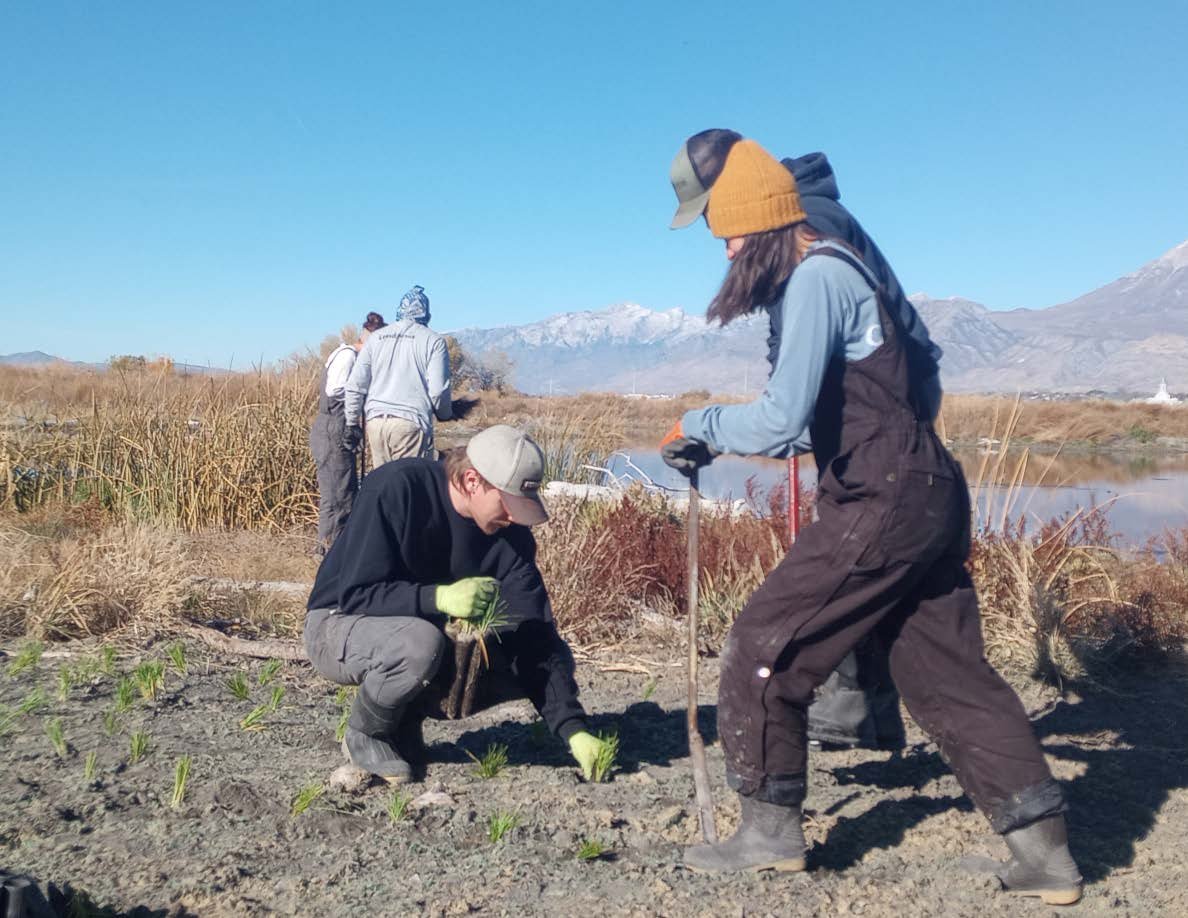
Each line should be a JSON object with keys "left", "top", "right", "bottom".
{"left": 603, "top": 448, "right": 1188, "bottom": 548}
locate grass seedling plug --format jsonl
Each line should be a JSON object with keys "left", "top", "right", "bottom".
{"left": 114, "top": 678, "right": 135, "bottom": 712}
{"left": 102, "top": 710, "right": 120, "bottom": 736}
{"left": 129, "top": 730, "right": 150, "bottom": 764}
{"left": 267, "top": 684, "right": 285, "bottom": 712}
{"left": 133, "top": 661, "right": 166, "bottom": 701}
{"left": 226, "top": 672, "right": 250, "bottom": 701}
{"left": 83, "top": 750, "right": 98, "bottom": 783}
{"left": 56, "top": 666, "right": 75, "bottom": 702}
{"left": 167, "top": 643, "right": 188, "bottom": 676}
{"left": 487, "top": 810, "right": 520, "bottom": 843}
{"left": 7, "top": 641, "right": 43, "bottom": 678}
{"left": 387, "top": 789, "right": 412, "bottom": 824}
{"left": 576, "top": 839, "right": 607, "bottom": 861}
{"left": 258, "top": 659, "right": 282, "bottom": 686}
{"left": 171, "top": 755, "right": 192, "bottom": 809}
{"left": 467, "top": 742, "right": 509, "bottom": 779}
{"left": 290, "top": 783, "right": 324, "bottom": 818}
{"left": 240, "top": 704, "right": 269, "bottom": 731}
{"left": 45, "top": 718, "right": 68, "bottom": 758}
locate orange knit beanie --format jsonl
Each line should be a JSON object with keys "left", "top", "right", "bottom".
{"left": 705, "top": 139, "right": 806, "bottom": 239}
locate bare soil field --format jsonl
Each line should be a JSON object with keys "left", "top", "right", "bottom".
{"left": 2, "top": 636, "right": 1186, "bottom": 917}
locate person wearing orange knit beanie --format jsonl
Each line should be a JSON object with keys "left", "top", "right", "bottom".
{"left": 665, "top": 137, "right": 1082, "bottom": 905}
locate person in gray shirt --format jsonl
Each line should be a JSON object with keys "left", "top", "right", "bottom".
{"left": 344, "top": 285, "right": 453, "bottom": 466}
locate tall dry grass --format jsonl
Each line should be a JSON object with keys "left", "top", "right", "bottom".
{"left": 939, "top": 393, "right": 1188, "bottom": 445}
{"left": 1, "top": 362, "right": 319, "bottom": 530}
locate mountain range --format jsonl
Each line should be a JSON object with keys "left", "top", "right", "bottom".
{"left": 449, "top": 240, "right": 1188, "bottom": 396}
{"left": 5, "top": 240, "right": 1186, "bottom": 397}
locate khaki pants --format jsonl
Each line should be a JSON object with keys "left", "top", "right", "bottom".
{"left": 366, "top": 416, "right": 432, "bottom": 468}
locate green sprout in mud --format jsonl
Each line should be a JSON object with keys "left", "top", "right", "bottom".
{"left": 57, "top": 666, "right": 76, "bottom": 702}
{"left": 333, "top": 685, "right": 355, "bottom": 706}
{"left": 102, "top": 710, "right": 120, "bottom": 736}
{"left": 588, "top": 731, "right": 619, "bottom": 783}
{"left": 641, "top": 677, "right": 658, "bottom": 702}
{"left": 334, "top": 686, "right": 356, "bottom": 742}
{"left": 290, "top": 783, "right": 324, "bottom": 818}
{"left": 114, "top": 678, "right": 135, "bottom": 712}
{"left": 387, "top": 789, "right": 412, "bottom": 824}
{"left": 7, "top": 641, "right": 43, "bottom": 678}
{"left": 45, "top": 718, "right": 68, "bottom": 758}
{"left": 73, "top": 655, "right": 104, "bottom": 685}
{"left": 467, "top": 742, "right": 509, "bottom": 779}
{"left": 487, "top": 810, "right": 521, "bottom": 843}
{"left": 100, "top": 645, "right": 117, "bottom": 676}
{"left": 226, "top": 672, "right": 250, "bottom": 701}
{"left": 170, "top": 755, "right": 192, "bottom": 809}
{"left": 576, "top": 838, "right": 607, "bottom": 862}
{"left": 133, "top": 661, "right": 166, "bottom": 701}
{"left": 129, "top": 730, "right": 150, "bottom": 764}
{"left": 1, "top": 689, "right": 47, "bottom": 734}
{"left": 166, "top": 643, "right": 188, "bottom": 676}
{"left": 267, "top": 684, "right": 285, "bottom": 712}
{"left": 240, "top": 704, "right": 269, "bottom": 731}
{"left": 258, "top": 659, "right": 283, "bottom": 686}
{"left": 83, "top": 751, "right": 98, "bottom": 783}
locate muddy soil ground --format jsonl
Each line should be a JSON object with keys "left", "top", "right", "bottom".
{"left": 1, "top": 637, "right": 1186, "bottom": 917}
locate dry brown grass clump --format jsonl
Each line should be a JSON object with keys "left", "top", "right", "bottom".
{"left": 0, "top": 520, "right": 195, "bottom": 640}
{"left": 939, "top": 393, "right": 1188, "bottom": 446}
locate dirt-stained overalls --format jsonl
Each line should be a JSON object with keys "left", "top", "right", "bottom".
{"left": 718, "top": 245, "right": 1066, "bottom": 833}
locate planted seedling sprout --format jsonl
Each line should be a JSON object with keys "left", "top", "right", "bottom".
{"left": 487, "top": 810, "right": 520, "bottom": 843}
{"left": 226, "top": 672, "right": 250, "bottom": 701}
{"left": 133, "top": 661, "right": 166, "bottom": 701}
{"left": 129, "top": 730, "right": 150, "bottom": 764}
{"left": 100, "top": 645, "right": 117, "bottom": 676}
{"left": 56, "top": 666, "right": 75, "bottom": 702}
{"left": 114, "top": 678, "right": 135, "bottom": 712}
{"left": 7, "top": 641, "right": 43, "bottom": 678}
{"left": 167, "top": 643, "right": 188, "bottom": 676}
{"left": 467, "top": 742, "right": 509, "bottom": 779}
{"left": 240, "top": 704, "right": 269, "bottom": 731}
{"left": 576, "top": 839, "right": 607, "bottom": 861}
{"left": 45, "top": 718, "right": 68, "bottom": 758}
{"left": 267, "top": 684, "right": 285, "bottom": 712}
{"left": 387, "top": 790, "right": 412, "bottom": 823}
{"left": 83, "top": 750, "right": 98, "bottom": 782}
{"left": 290, "top": 783, "right": 324, "bottom": 818}
{"left": 258, "top": 659, "right": 282, "bottom": 686}
{"left": 171, "top": 755, "right": 192, "bottom": 808}
{"left": 102, "top": 710, "right": 120, "bottom": 736}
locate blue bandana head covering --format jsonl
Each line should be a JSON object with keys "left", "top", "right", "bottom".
{"left": 397, "top": 285, "right": 431, "bottom": 325}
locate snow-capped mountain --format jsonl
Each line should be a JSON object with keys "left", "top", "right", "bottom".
{"left": 450, "top": 240, "right": 1188, "bottom": 396}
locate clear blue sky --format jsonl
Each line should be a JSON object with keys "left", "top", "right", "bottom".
{"left": 2, "top": 1, "right": 1186, "bottom": 367}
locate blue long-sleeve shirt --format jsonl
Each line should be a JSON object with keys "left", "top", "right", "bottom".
{"left": 684, "top": 243, "right": 928, "bottom": 458}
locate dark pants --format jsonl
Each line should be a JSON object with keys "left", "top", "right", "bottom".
{"left": 719, "top": 469, "right": 1061, "bottom": 832}
{"left": 309, "top": 411, "right": 358, "bottom": 556}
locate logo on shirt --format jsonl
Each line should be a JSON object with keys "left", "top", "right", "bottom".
{"left": 864, "top": 324, "right": 885, "bottom": 348}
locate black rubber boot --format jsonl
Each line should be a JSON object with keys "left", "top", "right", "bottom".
{"left": 997, "top": 814, "right": 1083, "bottom": 905}
{"left": 683, "top": 795, "right": 806, "bottom": 873}
{"left": 392, "top": 706, "right": 428, "bottom": 780}
{"left": 341, "top": 690, "right": 413, "bottom": 784}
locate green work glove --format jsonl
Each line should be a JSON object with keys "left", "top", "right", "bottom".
{"left": 435, "top": 576, "right": 498, "bottom": 620}
{"left": 568, "top": 730, "right": 608, "bottom": 781}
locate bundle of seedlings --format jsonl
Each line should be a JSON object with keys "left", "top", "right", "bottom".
{"left": 423, "top": 590, "right": 509, "bottom": 720}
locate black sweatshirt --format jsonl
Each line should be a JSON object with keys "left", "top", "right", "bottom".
{"left": 307, "top": 458, "right": 587, "bottom": 739}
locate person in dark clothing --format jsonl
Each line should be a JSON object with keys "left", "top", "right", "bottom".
{"left": 305, "top": 424, "right": 613, "bottom": 785}
{"left": 309, "top": 311, "right": 387, "bottom": 558}
{"left": 671, "top": 129, "right": 930, "bottom": 750}
{"left": 662, "top": 136, "right": 1082, "bottom": 905}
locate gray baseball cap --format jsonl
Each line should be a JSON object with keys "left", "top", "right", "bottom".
{"left": 668, "top": 128, "right": 743, "bottom": 228}
{"left": 466, "top": 425, "right": 548, "bottom": 526}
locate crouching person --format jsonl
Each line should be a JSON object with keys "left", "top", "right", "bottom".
{"left": 304, "top": 424, "right": 611, "bottom": 783}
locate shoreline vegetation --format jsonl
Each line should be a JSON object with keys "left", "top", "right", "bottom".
{"left": 1, "top": 361, "right": 1186, "bottom": 691}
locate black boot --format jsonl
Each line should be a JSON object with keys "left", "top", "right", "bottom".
{"left": 342, "top": 690, "right": 413, "bottom": 784}
{"left": 997, "top": 814, "right": 1083, "bottom": 905}
{"left": 683, "top": 794, "right": 806, "bottom": 873}
{"left": 392, "top": 706, "right": 428, "bottom": 780}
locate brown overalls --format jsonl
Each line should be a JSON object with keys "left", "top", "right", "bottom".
{"left": 718, "top": 245, "right": 1065, "bottom": 833}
